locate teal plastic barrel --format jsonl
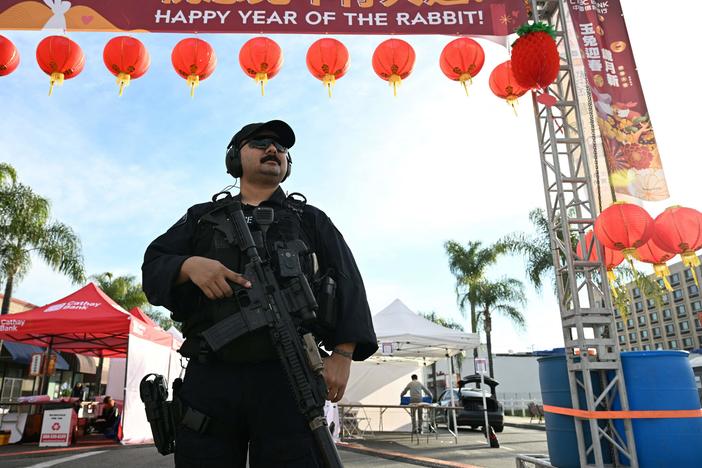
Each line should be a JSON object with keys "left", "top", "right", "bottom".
{"left": 617, "top": 351, "right": 702, "bottom": 467}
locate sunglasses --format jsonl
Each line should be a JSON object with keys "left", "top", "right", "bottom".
{"left": 245, "top": 138, "right": 288, "bottom": 154}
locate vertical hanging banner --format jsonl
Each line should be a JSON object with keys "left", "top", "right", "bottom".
{"left": 0, "top": 0, "right": 527, "bottom": 36}
{"left": 568, "top": 0, "right": 669, "bottom": 202}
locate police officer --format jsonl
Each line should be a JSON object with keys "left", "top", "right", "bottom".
{"left": 142, "top": 119, "right": 377, "bottom": 467}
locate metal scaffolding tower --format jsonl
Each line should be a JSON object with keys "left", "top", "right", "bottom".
{"left": 529, "top": 1, "right": 638, "bottom": 466}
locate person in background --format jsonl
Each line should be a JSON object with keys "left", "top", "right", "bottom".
{"left": 71, "top": 383, "right": 84, "bottom": 400}
{"left": 401, "top": 374, "right": 434, "bottom": 433}
{"left": 96, "top": 396, "right": 119, "bottom": 439}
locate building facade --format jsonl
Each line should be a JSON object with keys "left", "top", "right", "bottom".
{"left": 0, "top": 294, "right": 37, "bottom": 314}
{"left": 616, "top": 257, "right": 702, "bottom": 352}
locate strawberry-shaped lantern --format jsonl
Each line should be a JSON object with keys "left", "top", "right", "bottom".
{"left": 510, "top": 22, "right": 559, "bottom": 90}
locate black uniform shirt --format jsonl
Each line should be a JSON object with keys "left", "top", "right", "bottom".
{"left": 141, "top": 187, "right": 378, "bottom": 361}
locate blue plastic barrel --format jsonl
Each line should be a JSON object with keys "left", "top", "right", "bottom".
{"left": 538, "top": 355, "right": 579, "bottom": 468}
{"left": 616, "top": 351, "right": 702, "bottom": 467}
{"left": 538, "top": 355, "right": 611, "bottom": 467}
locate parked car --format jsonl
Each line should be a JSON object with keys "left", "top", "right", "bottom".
{"left": 435, "top": 374, "right": 504, "bottom": 432}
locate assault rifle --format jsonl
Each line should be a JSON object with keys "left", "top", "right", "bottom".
{"left": 198, "top": 200, "right": 343, "bottom": 468}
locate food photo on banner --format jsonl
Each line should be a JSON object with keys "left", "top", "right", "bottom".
{"left": 568, "top": 0, "right": 670, "bottom": 201}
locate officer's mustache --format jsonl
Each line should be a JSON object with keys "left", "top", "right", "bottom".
{"left": 260, "top": 154, "right": 280, "bottom": 165}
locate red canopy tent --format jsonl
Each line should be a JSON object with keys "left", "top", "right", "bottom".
{"left": 0, "top": 282, "right": 171, "bottom": 357}
{"left": 128, "top": 306, "right": 158, "bottom": 329}
{"left": 0, "top": 283, "right": 178, "bottom": 444}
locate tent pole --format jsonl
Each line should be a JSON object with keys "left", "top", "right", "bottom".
{"left": 121, "top": 338, "right": 130, "bottom": 443}
{"left": 40, "top": 336, "right": 54, "bottom": 396}
{"left": 95, "top": 356, "right": 104, "bottom": 397}
{"left": 446, "top": 352, "right": 458, "bottom": 444}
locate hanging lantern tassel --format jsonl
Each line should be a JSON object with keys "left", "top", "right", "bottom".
{"left": 116, "top": 72, "right": 131, "bottom": 97}
{"left": 389, "top": 74, "right": 401, "bottom": 97}
{"left": 186, "top": 74, "right": 199, "bottom": 98}
{"left": 607, "top": 270, "right": 618, "bottom": 298}
{"left": 255, "top": 72, "right": 268, "bottom": 96}
{"left": 622, "top": 248, "right": 645, "bottom": 285}
{"left": 653, "top": 263, "right": 673, "bottom": 291}
{"left": 459, "top": 73, "right": 472, "bottom": 96}
{"left": 48, "top": 72, "right": 64, "bottom": 96}
{"left": 507, "top": 95, "right": 519, "bottom": 116}
{"left": 322, "top": 74, "right": 335, "bottom": 98}
{"left": 681, "top": 252, "right": 701, "bottom": 286}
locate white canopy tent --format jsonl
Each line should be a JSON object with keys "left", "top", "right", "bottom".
{"left": 345, "top": 299, "right": 480, "bottom": 433}
{"left": 372, "top": 299, "right": 479, "bottom": 361}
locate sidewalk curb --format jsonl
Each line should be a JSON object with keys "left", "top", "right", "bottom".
{"left": 337, "top": 442, "right": 483, "bottom": 468}
{"left": 504, "top": 422, "right": 546, "bottom": 431}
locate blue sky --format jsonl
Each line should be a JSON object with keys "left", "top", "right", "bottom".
{"left": 2, "top": 0, "right": 699, "bottom": 353}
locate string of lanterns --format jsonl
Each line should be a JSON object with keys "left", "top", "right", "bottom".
{"left": 4, "top": 30, "right": 702, "bottom": 304}
{"left": 0, "top": 26, "right": 560, "bottom": 102}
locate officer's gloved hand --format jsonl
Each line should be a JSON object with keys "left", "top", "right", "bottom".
{"left": 179, "top": 256, "right": 251, "bottom": 300}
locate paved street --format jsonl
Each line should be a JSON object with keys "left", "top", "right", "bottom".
{"left": 0, "top": 446, "right": 417, "bottom": 468}
{"left": 0, "top": 426, "right": 547, "bottom": 468}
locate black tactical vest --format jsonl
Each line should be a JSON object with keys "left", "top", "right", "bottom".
{"left": 181, "top": 192, "right": 316, "bottom": 362}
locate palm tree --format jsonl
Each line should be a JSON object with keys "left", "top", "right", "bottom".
{"left": 0, "top": 163, "right": 17, "bottom": 186}
{"left": 474, "top": 278, "right": 527, "bottom": 377}
{"left": 90, "top": 272, "right": 176, "bottom": 329}
{"left": 91, "top": 272, "right": 149, "bottom": 311}
{"left": 444, "top": 240, "right": 508, "bottom": 360}
{"left": 500, "top": 209, "right": 553, "bottom": 293}
{"left": 0, "top": 178, "right": 85, "bottom": 315}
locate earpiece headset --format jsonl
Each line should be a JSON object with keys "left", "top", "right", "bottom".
{"left": 225, "top": 136, "right": 292, "bottom": 182}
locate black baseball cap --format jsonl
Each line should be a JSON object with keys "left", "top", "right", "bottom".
{"left": 230, "top": 119, "right": 296, "bottom": 150}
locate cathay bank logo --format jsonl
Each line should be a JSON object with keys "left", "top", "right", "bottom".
{"left": 0, "top": 319, "right": 25, "bottom": 331}
{"left": 45, "top": 301, "right": 101, "bottom": 312}
{"left": 45, "top": 303, "right": 66, "bottom": 312}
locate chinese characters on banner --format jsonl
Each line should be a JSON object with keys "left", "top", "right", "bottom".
{"left": 568, "top": 0, "right": 669, "bottom": 201}
{"left": 29, "top": 353, "right": 43, "bottom": 376}
{"left": 0, "top": 0, "right": 527, "bottom": 36}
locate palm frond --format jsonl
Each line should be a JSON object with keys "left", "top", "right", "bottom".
{"left": 90, "top": 272, "right": 149, "bottom": 311}
{"left": 0, "top": 163, "right": 17, "bottom": 186}
{"left": 38, "top": 222, "right": 85, "bottom": 283}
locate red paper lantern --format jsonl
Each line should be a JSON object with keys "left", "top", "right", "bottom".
{"left": 239, "top": 37, "right": 283, "bottom": 96}
{"left": 510, "top": 22, "right": 560, "bottom": 90}
{"left": 489, "top": 61, "right": 528, "bottom": 114}
{"left": 306, "top": 38, "right": 349, "bottom": 98}
{"left": 36, "top": 36, "right": 85, "bottom": 96}
{"left": 0, "top": 35, "right": 20, "bottom": 77}
{"left": 578, "top": 231, "right": 625, "bottom": 270}
{"left": 103, "top": 36, "right": 150, "bottom": 96}
{"left": 652, "top": 206, "right": 702, "bottom": 285}
{"left": 636, "top": 238, "right": 676, "bottom": 291}
{"left": 578, "top": 230, "right": 624, "bottom": 296}
{"left": 171, "top": 38, "right": 217, "bottom": 97}
{"left": 372, "top": 39, "right": 415, "bottom": 97}
{"left": 594, "top": 202, "right": 654, "bottom": 258}
{"left": 439, "top": 37, "right": 485, "bottom": 96}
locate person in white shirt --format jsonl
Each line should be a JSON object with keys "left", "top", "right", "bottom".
{"left": 400, "top": 374, "right": 434, "bottom": 433}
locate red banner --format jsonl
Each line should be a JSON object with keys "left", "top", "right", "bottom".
{"left": 0, "top": 0, "right": 528, "bottom": 36}
{"left": 568, "top": 0, "right": 669, "bottom": 201}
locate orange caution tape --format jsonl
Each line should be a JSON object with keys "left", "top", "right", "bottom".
{"left": 543, "top": 404, "right": 702, "bottom": 419}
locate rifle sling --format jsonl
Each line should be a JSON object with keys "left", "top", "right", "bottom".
{"left": 200, "top": 307, "right": 270, "bottom": 352}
